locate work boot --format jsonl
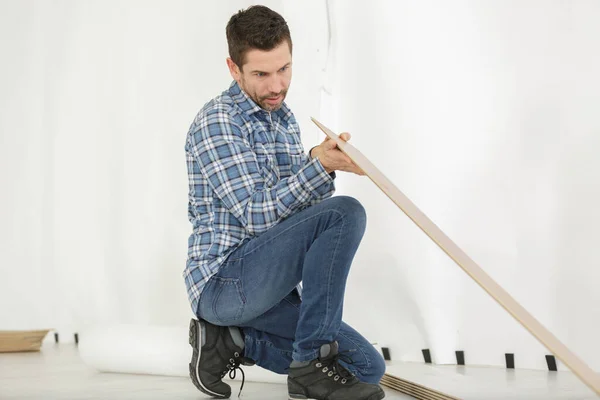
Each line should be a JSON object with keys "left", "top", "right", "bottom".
{"left": 188, "top": 318, "right": 254, "bottom": 398}
{"left": 288, "top": 341, "right": 385, "bottom": 400}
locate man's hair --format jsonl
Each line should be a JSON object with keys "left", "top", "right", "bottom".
{"left": 226, "top": 5, "right": 292, "bottom": 69}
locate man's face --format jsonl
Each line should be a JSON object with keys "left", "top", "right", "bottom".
{"left": 228, "top": 41, "right": 292, "bottom": 112}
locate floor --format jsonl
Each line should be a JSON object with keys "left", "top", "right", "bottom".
{"left": 0, "top": 344, "right": 413, "bottom": 400}
{"left": 383, "top": 362, "right": 599, "bottom": 400}
{"left": 2, "top": 344, "right": 597, "bottom": 400}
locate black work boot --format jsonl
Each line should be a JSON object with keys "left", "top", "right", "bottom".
{"left": 188, "top": 318, "right": 254, "bottom": 399}
{"left": 288, "top": 341, "right": 385, "bottom": 400}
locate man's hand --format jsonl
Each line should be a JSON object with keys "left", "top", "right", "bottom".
{"left": 310, "top": 132, "right": 365, "bottom": 176}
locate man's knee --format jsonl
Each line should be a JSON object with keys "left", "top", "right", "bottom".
{"left": 370, "top": 349, "right": 387, "bottom": 383}
{"left": 325, "top": 196, "right": 366, "bottom": 230}
{"left": 350, "top": 343, "right": 387, "bottom": 385}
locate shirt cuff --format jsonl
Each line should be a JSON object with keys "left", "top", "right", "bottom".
{"left": 297, "top": 157, "right": 335, "bottom": 198}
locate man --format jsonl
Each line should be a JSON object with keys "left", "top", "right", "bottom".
{"left": 184, "top": 5, "right": 386, "bottom": 400}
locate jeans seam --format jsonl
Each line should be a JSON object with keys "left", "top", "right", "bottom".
{"left": 211, "top": 278, "right": 245, "bottom": 324}
{"left": 283, "top": 295, "right": 301, "bottom": 310}
{"left": 293, "top": 348, "right": 320, "bottom": 362}
{"left": 314, "top": 210, "right": 345, "bottom": 342}
{"left": 252, "top": 339, "right": 294, "bottom": 356}
{"left": 339, "top": 331, "right": 372, "bottom": 375}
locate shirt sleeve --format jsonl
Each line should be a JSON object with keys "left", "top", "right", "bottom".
{"left": 188, "top": 107, "right": 335, "bottom": 236}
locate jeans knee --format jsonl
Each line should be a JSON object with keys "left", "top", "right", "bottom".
{"left": 328, "top": 196, "right": 366, "bottom": 231}
{"left": 351, "top": 344, "right": 386, "bottom": 385}
{"left": 369, "top": 350, "right": 387, "bottom": 383}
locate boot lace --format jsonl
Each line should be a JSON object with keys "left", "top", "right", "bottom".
{"left": 315, "top": 351, "right": 356, "bottom": 385}
{"left": 220, "top": 351, "right": 254, "bottom": 397}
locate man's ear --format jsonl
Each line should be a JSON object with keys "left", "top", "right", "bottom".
{"left": 226, "top": 58, "right": 241, "bottom": 82}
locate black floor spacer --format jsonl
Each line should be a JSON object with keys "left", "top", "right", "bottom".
{"left": 381, "top": 347, "right": 391, "bottom": 361}
{"left": 455, "top": 350, "right": 465, "bottom": 365}
{"left": 505, "top": 353, "right": 515, "bottom": 369}
{"left": 422, "top": 349, "right": 432, "bottom": 364}
{"left": 546, "top": 355, "right": 558, "bottom": 371}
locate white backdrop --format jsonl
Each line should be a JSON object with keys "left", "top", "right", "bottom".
{"left": 0, "top": 0, "right": 327, "bottom": 332}
{"left": 324, "top": 0, "right": 600, "bottom": 371}
{"left": 1, "top": 0, "right": 599, "bottom": 373}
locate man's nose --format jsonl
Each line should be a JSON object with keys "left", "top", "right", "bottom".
{"left": 267, "top": 76, "right": 284, "bottom": 94}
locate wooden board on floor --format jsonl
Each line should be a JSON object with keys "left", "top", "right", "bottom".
{"left": 311, "top": 117, "right": 600, "bottom": 397}
{"left": 381, "top": 372, "right": 458, "bottom": 400}
{"left": 0, "top": 330, "right": 50, "bottom": 352}
{"left": 381, "top": 378, "right": 455, "bottom": 400}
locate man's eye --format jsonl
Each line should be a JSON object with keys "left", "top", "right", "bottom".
{"left": 280, "top": 66, "right": 288, "bottom": 72}
{"left": 256, "top": 72, "right": 266, "bottom": 77}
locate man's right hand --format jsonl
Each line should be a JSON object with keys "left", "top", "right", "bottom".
{"left": 310, "top": 133, "right": 365, "bottom": 176}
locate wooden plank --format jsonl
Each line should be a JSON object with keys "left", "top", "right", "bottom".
{"left": 311, "top": 117, "right": 600, "bottom": 396}
{"left": 381, "top": 373, "right": 460, "bottom": 400}
{"left": 381, "top": 376, "right": 456, "bottom": 400}
{"left": 381, "top": 382, "right": 451, "bottom": 400}
{"left": 381, "top": 374, "right": 458, "bottom": 400}
{"left": 0, "top": 330, "right": 50, "bottom": 352}
{"left": 381, "top": 380, "right": 445, "bottom": 400}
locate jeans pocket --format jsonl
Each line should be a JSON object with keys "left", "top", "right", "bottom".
{"left": 210, "top": 276, "right": 246, "bottom": 324}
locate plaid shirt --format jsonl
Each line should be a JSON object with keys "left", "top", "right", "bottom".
{"left": 184, "top": 81, "right": 336, "bottom": 312}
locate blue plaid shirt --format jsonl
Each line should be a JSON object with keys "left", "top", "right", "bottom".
{"left": 184, "top": 81, "right": 336, "bottom": 312}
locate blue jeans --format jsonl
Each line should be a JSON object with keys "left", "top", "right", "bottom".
{"left": 196, "top": 196, "right": 386, "bottom": 385}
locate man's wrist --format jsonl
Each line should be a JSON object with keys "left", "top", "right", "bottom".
{"left": 309, "top": 145, "right": 334, "bottom": 174}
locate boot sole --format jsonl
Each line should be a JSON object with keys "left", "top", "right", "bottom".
{"left": 289, "top": 389, "right": 385, "bottom": 400}
{"left": 188, "top": 318, "right": 230, "bottom": 399}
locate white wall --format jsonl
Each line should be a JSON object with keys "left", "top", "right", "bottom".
{"left": 1, "top": 0, "right": 599, "bottom": 374}
{"left": 0, "top": 0, "right": 327, "bottom": 339}
{"left": 326, "top": 0, "right": 600, "bottom": 371}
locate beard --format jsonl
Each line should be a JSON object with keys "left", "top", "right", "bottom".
{"left": 239, "top": 78, "right": 288, "bottom": 111}
{"left": 256, "top": 89, "right": 288, "bottom": 111}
